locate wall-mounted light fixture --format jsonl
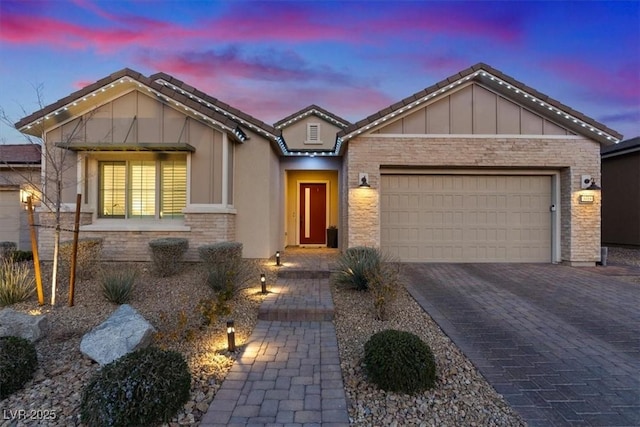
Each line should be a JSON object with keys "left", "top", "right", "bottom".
{"left": 275, "top": 251, "right": 281, "bottom": 266}
{"left": 260, "top": 273, "right": 267, "bottom": 294}
{"left": 581, "top": 175, "right": 601, "bottom": 191}
{"left": 358, "top": 173, "right": 371, "bottom": 188}
{"left": 226, "top": 320, "right": 236, "bottom": 351}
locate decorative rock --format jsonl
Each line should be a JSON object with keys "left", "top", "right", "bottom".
{"left": 80, "top": 304, "right": 156, "bottom": 365}
{"left": 0, "top": 308, "right": 48, "bottom": 342}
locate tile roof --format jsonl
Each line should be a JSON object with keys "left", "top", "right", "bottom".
{"left": 0, "top": 144, "right": 41, "bottom": 164}
{"left": 337, "top": 62, "right": 623, "bottom": 145}
{"left": 601, "top": 136, "right": 640, "bottom": 157}
{"left": 274, "top": 104, "right": 351, "bottom": 129}
{"left": 15, "top": 69, "right": 280, "bottom": 143}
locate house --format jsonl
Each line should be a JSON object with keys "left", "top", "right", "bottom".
{"left": 15, "top": 63, "right": 622, "bottom": 265}
{"left": 0, "top": 144, "right": 41, "bottom": 250}
{"left": 601, "top": 137, "right": 640, "bottom": 247}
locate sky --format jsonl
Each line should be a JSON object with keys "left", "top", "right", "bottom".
{"left": 0, "top": 0, "right": 638, "bottom": 144}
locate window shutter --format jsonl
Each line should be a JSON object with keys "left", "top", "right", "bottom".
{"left": 161, "top": 160, "right": 187, "bottom": 218}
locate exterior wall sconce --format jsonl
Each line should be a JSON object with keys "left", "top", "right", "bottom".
{"left": 581, "top": 175, "right": 601, "bottom": 191}
{"left": 275, "top": 251, "right": 281, "bottom": 266}
{"left": 358, "top": 173, "right": 371, "bottom": 188}
{"left": 226, "top": 320, "right": 236, "bottom": 351}
{"left": 260, "top": 273, "right": 267, "bottom": 294}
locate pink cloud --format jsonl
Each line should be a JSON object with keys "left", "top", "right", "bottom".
{"left": 542, "top": 59, "right": 640, "bottom": 106}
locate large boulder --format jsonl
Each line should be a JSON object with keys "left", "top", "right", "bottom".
{"left": 0, "top": 308, "right": 48, "bottom": 342}
{"left": 80, "top": 304, "right": 156, "bottom": 365}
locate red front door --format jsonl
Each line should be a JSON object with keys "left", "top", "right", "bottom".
{"left": 300, "top": 183, "right": 327, "bottom": 244}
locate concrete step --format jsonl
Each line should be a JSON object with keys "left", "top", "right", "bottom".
{"left": 257, "top": 277, "right": 334, "bottom": 321}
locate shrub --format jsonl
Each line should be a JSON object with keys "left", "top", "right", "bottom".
{"left": 0, "top": 241, "right": 16, "bottom": 261}
{"left": 0, "top": 336, "right": 38, "bottom": 399}
{"left": 101, "top": 267, "right": 137, "bottom": 304}
{"left": 11, "top": 250, "right": 33, "bottom": 263}
{"left": 364, "top": 329, "right": 436, "bottom": 394}
{"left": 199, "top": 242, "right": 254, "bottom": 302}
{"left": 367, "top": 260, "right": 401, "bottom": 321}
{"left": 148, "top": 238, "right": 188, "bottom": 277}
{"left": 59, "top": 238, "right": 103, "bottom": 280}
{"left": 0, "top": 258, "right": 35, "bottom": 306}
{"left": 332, "top": 246, "right": 383, "bottom": 291}
{"left": 80, "top": 347, "right": 191, "bottom": 427}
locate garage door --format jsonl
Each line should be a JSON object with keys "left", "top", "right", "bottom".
{"left": 381, "top": 174, "right": 552, "bottom": 262}
{"left": 0, "top": 189, "right": 20, "bottom": 245}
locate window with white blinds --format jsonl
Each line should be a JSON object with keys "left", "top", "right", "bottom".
{"left": 99, "top": 158, "right": 187, "bottom": 219}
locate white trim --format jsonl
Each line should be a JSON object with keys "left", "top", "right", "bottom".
{"left": 81, "top": 219, "right": 190, "bottom": 232}
{"left": 295, "top": 180, "right": 331, "bottom": 245}
{"left": 186, "top": 153, "right": 192, "bottom": 205}
{"left": 183, "top": 204, "right": 237, "bottom": 214}
{"left": 363, "top": 134, "right": 585, "bottom": 140}
{"left": 222, "top": 133, "right": 229, "bottom": 205}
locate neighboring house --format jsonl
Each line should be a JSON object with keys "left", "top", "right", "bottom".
{"left": 0, "top": 144, "right": 41, "bottom": 250}
{"left": 601, "top": 137, "right": 640, "bottom": 247}
{"left": 15, "top": 63, "right": 622, "bottom": 265}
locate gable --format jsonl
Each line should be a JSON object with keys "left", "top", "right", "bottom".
{"left": 281, "top": 115, "right": 345, "bottom": 151}
{"left": 374, "top": 83, "right": 574, "bottom": 136}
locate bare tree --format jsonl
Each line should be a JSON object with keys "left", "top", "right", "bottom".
{"left": 1, "top": 84, "right": 93, "bottom": 305}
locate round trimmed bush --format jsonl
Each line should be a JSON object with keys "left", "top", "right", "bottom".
{"left": 0, "top": 336, "right": 38, "bottom": 399}
{"left": 80, "top": 347, "right": 191, "bottom": 426}
{"left": 364, "top": 329, "right": 436, "bottom": 394}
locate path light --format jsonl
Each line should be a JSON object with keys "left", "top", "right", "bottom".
{"left": 226, "top": 320, "right": 236, "bottom": 352}
{"left": 276, "top": 251, "right": 281, "bottom": 266}
{"left": 260, "top": 273, "right": 267, "bottom": 294}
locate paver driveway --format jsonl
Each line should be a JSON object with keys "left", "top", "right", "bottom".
{"left": 403, "top": 263, "right": 640, "bottom": 427}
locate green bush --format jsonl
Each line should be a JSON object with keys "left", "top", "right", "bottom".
{"left": 11, "top": 250, "right": 33, "bottom": 263}
{"left": 367, "top": 260, "right": 401, "bottom": 321}
{"left": 333, "top": 246, "right": 383, "bottom": 291}
{"left": 148, "top": 238, "right": 188, "bottom": 277}
{"left": 364, "top": 329, "right": 436, "bottom": 394}
{"left": 0, "top": 336, "right": 38, "bottom": 399}
{"left": 101, "top": 268, "right": 137, "bottom": 304}
{"left": 0, "top": 258, "right": 35, "bottom": 306}
{"left": 80, "top": 347, "right": 191, "bottom": 427}
{"left": 0, "top": 241, "right": 17, "bottom": 261}
{"left": 59, "top": 238, "right": 103, "bottom": 280}
{"left": 199, "top": 242, "right": 254, "bottom": 302}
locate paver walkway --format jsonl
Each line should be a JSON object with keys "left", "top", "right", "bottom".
{"left": 404, "top": 263, "right": 640, "bottom": 427}
{"left": 200, "top": 248, "right": 350, "bottom": 427}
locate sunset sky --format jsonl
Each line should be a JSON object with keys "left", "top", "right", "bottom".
{"left": 1, "top": 0, "right": 638, "bottom": 144}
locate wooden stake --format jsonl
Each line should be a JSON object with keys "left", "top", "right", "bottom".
{"left": 27, "top": 196, "right": 44, "bottom": 306}
{"left": 68, "top": 193, "right": 81, "bottom": 307}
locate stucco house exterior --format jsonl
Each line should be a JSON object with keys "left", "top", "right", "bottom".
{"left": 15, "top": 63, "right": 622, "bottom": 266}
{"left": 0, "top": 144, "right": 41, "bottom": 250}
{"left": 601, "top": 137, "right": 640, "bottom": 247}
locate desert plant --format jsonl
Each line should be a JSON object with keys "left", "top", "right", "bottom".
{"left": 80, "top": 347, "right": 191, "bottom": 427}
{"left": 199, "top": 242, "right": 254, "bottom": 301}
{"left": 364, "top": 329, "right": 436, "bottom": 394}
{"left": 0, "top": 336, "right": 38, "bottom": 399}
{"left": 101, "top": 268, "right": 137, "bottom": 304}
{"left": 332, "top": 246, "right": 383, "bottom": 291}
{"left": 367, "top": 260, "right": 401, "bottom": 321}
{"left": 59, "top": 238, "right": 103, "bottom": 280}
{"left": 148, "top": 237, "right": 188, "bottom": 277}
{"left": 0, "top": 258, "right": 35, "bottom": 306}
{"left": 10, "top": 250, "right": 34, "bottom": 263}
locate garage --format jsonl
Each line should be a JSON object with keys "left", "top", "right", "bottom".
{"left": 380, "top": 173, "right": 553, "bottom": 262}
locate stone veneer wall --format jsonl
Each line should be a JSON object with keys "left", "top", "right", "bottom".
{"left": 36, "top": 211, "right": 236, "bottom": 262}
{"left": 345, "top": 136, "right": 602, "bottom": 265}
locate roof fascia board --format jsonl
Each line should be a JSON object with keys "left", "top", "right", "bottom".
{"left": 339, "top": 69, "right": 621, "bottom": 145}
{"left": 275, "top": 108, "right": 350, "bottom": 130}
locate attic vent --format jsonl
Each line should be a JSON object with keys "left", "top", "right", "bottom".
{"left": 305, "top": 123, "right": 322, "bottom": 144}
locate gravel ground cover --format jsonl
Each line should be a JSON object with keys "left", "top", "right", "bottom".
{"left": 1, "top": 247, "right": 637, "bottom": 426}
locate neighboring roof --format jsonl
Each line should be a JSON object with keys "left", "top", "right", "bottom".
{"left": 0, "top": 144, "right": 41, "bottom": 164}
{"left": 601, "top": 137, "right": 640, "bottom": 158}
{"left": 274, "top": 105, "right": 351, "bottom": 130}
{"left": 15, "top": 69, "right": 280, "bottom": 145}
{"left": 337, "top": 62, "right": 623, "bottom": 146}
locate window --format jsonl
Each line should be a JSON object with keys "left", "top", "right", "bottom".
{"left": 305, "top": 123, "right": 322, "bottom": 144}
{"left": 99, "top": 158, "right": 186, "bottom": 219}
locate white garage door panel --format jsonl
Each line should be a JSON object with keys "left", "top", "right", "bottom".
{"left": 381, "top": 174, "right": 552, "bottom": 262}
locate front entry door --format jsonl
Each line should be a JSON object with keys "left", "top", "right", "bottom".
{"left": 300, "top": 183, "right": 327, "bottom": 245}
